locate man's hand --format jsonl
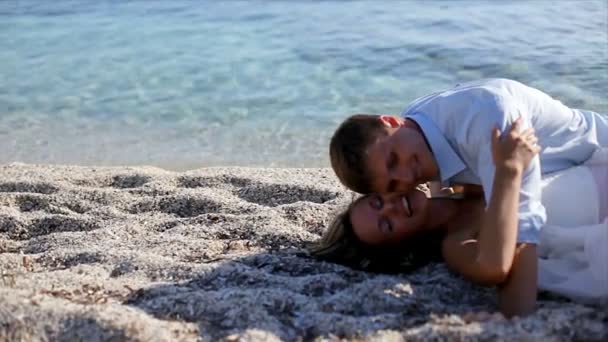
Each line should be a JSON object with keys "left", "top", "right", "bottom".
{"left": 428, "top": 181, "right": 484, "bottom": 199}
{"left": 428, "top": 181, "right": 454, "bottom": 197}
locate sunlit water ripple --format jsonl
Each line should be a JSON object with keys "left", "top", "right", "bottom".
{"left": 1, "top": 1, "right": 606, "bottom": 168}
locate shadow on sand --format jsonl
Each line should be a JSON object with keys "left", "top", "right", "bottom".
{"left": 123, "top": 247, "right": 497, "bottom": 340}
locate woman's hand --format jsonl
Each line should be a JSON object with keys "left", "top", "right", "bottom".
{"left": 491, "top": 117, "right": 541, "bottom": 173}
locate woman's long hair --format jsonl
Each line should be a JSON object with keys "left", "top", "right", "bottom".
{"left": 309, "top": 195, "right": 445, "bottom": 274}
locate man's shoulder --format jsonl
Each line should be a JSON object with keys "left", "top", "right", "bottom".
{"left": 405, "top": 79, "right": 525, "bottom": 146}
{"left": 402, "top": 78, "right": 517, "bottom": 115}
{"left": 455, "top": 78, "right": 522, "bottom": 90}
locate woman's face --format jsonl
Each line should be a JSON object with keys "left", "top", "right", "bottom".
{"left": 350, "top": 187, "right": 429, "bottom": 245}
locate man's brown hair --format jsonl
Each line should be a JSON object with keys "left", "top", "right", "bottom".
{"left": 329, "top": 114, "right": 387, "bottom": 194}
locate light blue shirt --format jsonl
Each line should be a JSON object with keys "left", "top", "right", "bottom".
{"left": 401, "top": 78, "right": 608, "bottom": 243}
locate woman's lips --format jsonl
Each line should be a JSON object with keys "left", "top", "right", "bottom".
{"left": 401, "top": 195, "right": 412, "bottom": 217}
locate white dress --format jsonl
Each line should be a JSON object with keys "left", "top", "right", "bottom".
{"left": 538, "top": 148, "right": 608, "bottom": 304}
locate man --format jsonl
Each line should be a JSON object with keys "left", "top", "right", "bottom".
{"left": 330, "top": 78, "right": 608, "bottom": 244}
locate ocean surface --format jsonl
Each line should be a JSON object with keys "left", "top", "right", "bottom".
{"left": 1, "top": 1, "right": 607, "bottom": 169}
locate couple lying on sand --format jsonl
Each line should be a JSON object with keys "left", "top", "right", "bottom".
{"left": 311, "top": 78, "right": 608, "bottom": 317}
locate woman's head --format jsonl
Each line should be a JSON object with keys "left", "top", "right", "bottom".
{"left": 309, "top": 188, "right": 442, "bottom": 274}
{"left": 349, "top": 187, "right": 430, "bottom": 245}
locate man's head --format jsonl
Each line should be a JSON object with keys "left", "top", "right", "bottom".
{"left": 329, "top": 114, "right": 438, "bottom": 194}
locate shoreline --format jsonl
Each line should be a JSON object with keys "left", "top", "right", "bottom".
{"left": 2, "top": 161, "right": 334, "bottom": 172}
{"left": 0, "top": 163, "right": 605, "bottom": 341}
{"left": 0, "top": 161, "right": 331, "bottom": 173}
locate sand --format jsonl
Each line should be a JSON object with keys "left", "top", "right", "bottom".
{"left": 0, "top": 163, "right": 605, "bottom": 341}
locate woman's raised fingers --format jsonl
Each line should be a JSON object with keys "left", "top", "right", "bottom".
{"left": 521, "top": 127, "right": 535, "bottom": 137}
{"left": 526, "top": 134, "right": 539, "bottom": 145}
{"left": 509, "top": 116, "right": 523, "bottom": 133}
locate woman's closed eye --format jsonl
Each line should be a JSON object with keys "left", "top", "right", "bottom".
{"left": 369, "top": 195, "right": 392, "bottom": 234}
{"left": 371, "top": 194, "right": 383, "bottom": 210}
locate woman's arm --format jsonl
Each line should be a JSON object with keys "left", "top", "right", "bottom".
{"left": 442, "top": 118, "right": 539, "bottom": 284}
{"left": 442, "top": 237, "right": 538, "bottom": 317}
{"left": 475, "top": 118, "right": 540, "bottom": 282}
{"left": 445, "top": 119, "right": 539, "bottom": 284}
{"left": 474, "top": 162, "right": 526, "bottom": 282}
{"left": 497, "top": 243, "right": 537, "bottom": 317}
{"left": 442, "top": 118, "right": 540, "bottom": 315}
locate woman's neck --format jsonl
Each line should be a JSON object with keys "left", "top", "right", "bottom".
{"left": 423, "top": 197, "right": 469, "bottom": 231}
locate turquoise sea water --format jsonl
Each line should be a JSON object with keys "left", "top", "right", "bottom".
{"left": 1, "top": 1, "right": 607, "bottom": 168}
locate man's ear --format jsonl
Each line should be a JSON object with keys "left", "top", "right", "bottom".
{"left": 379, "top": 115, "right": 404, "bottom": 128}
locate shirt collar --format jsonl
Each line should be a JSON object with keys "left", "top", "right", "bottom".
{"left": 405, "top": 112, "right": 466, "bottom": 182}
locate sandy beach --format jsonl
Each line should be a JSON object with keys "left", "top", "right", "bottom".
{"left": 0, "top": 163, "right": 605, "bottom": 341}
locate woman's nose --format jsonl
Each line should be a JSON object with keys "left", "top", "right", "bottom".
{"left": 380, "top": 198, "right": 398, "bottom": 215}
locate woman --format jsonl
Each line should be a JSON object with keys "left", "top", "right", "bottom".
{"left": 311, "top": 122, "right": 607, "bottom": 317}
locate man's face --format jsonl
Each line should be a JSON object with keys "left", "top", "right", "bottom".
{"left": 364, "top": 116, "right": 438, "bottom": 193}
